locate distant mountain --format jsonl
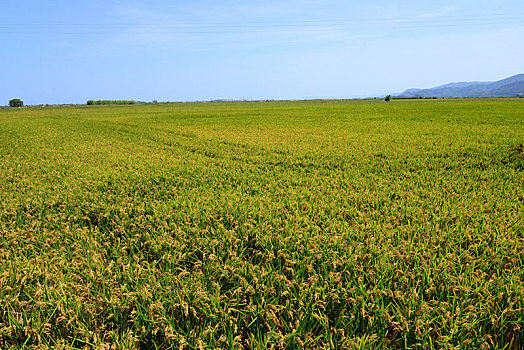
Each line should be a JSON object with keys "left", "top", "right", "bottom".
{"left": 398, "top": 74, "right": 524, "bottom": 98}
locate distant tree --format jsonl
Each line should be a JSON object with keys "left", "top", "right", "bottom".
{"left": 385, "top": 95, "right": 392, "bottom": 102}
{"left": 87, "top": 100, "right": 94, "bottom": 105}
{"left": 9, "top": 99, "right": 23, "bottom": 107}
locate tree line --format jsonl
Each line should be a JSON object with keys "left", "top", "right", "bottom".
{"left": 87, "top": 100, "right": 136, "bottom": 105}
{"left": 392, "top": 96, "right": 439, "bottom": 100}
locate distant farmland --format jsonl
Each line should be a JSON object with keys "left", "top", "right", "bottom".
{"left": 0, "top": 99, "right": 523, "bottom": 349}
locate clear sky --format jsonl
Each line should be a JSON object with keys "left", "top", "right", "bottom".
{"left": 2, "top": 1, "right": 523, "bottom": 105}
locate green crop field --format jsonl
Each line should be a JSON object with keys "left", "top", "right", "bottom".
{"left": 0, "top": 99, "right": 523, "bottom": 349}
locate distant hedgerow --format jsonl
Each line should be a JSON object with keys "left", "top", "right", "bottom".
{"left": 87, "top": 100, "right": 136, "bottom": 105}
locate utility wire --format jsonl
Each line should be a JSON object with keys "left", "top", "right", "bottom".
{"left": 0, "top": 14, "right": 522, "bottom": 35}
{"left": 1, "top": 13, "right": 522, "bottom": 26}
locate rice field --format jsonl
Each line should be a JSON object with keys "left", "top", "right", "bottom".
{"left": 0, "top": 99, "right": 523, "bottom": 349}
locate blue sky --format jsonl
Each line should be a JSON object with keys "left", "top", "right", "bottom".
{"left": 1, "top": 1, "right": 523, "bottom": 104}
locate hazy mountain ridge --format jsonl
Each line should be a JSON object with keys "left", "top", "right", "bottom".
{"left": 399, "top": 74, "right": 524, "bottom": 98}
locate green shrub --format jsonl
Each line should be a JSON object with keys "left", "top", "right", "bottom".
{"left": 9, "top": 99, "right": 23, "bottom": 107}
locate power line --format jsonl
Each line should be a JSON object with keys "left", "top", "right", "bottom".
{"left": 1, "top": 14, "right": 523, "bottom": 28}
{"left": 0, "top": 14, "right": 522, "bottom": 35}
